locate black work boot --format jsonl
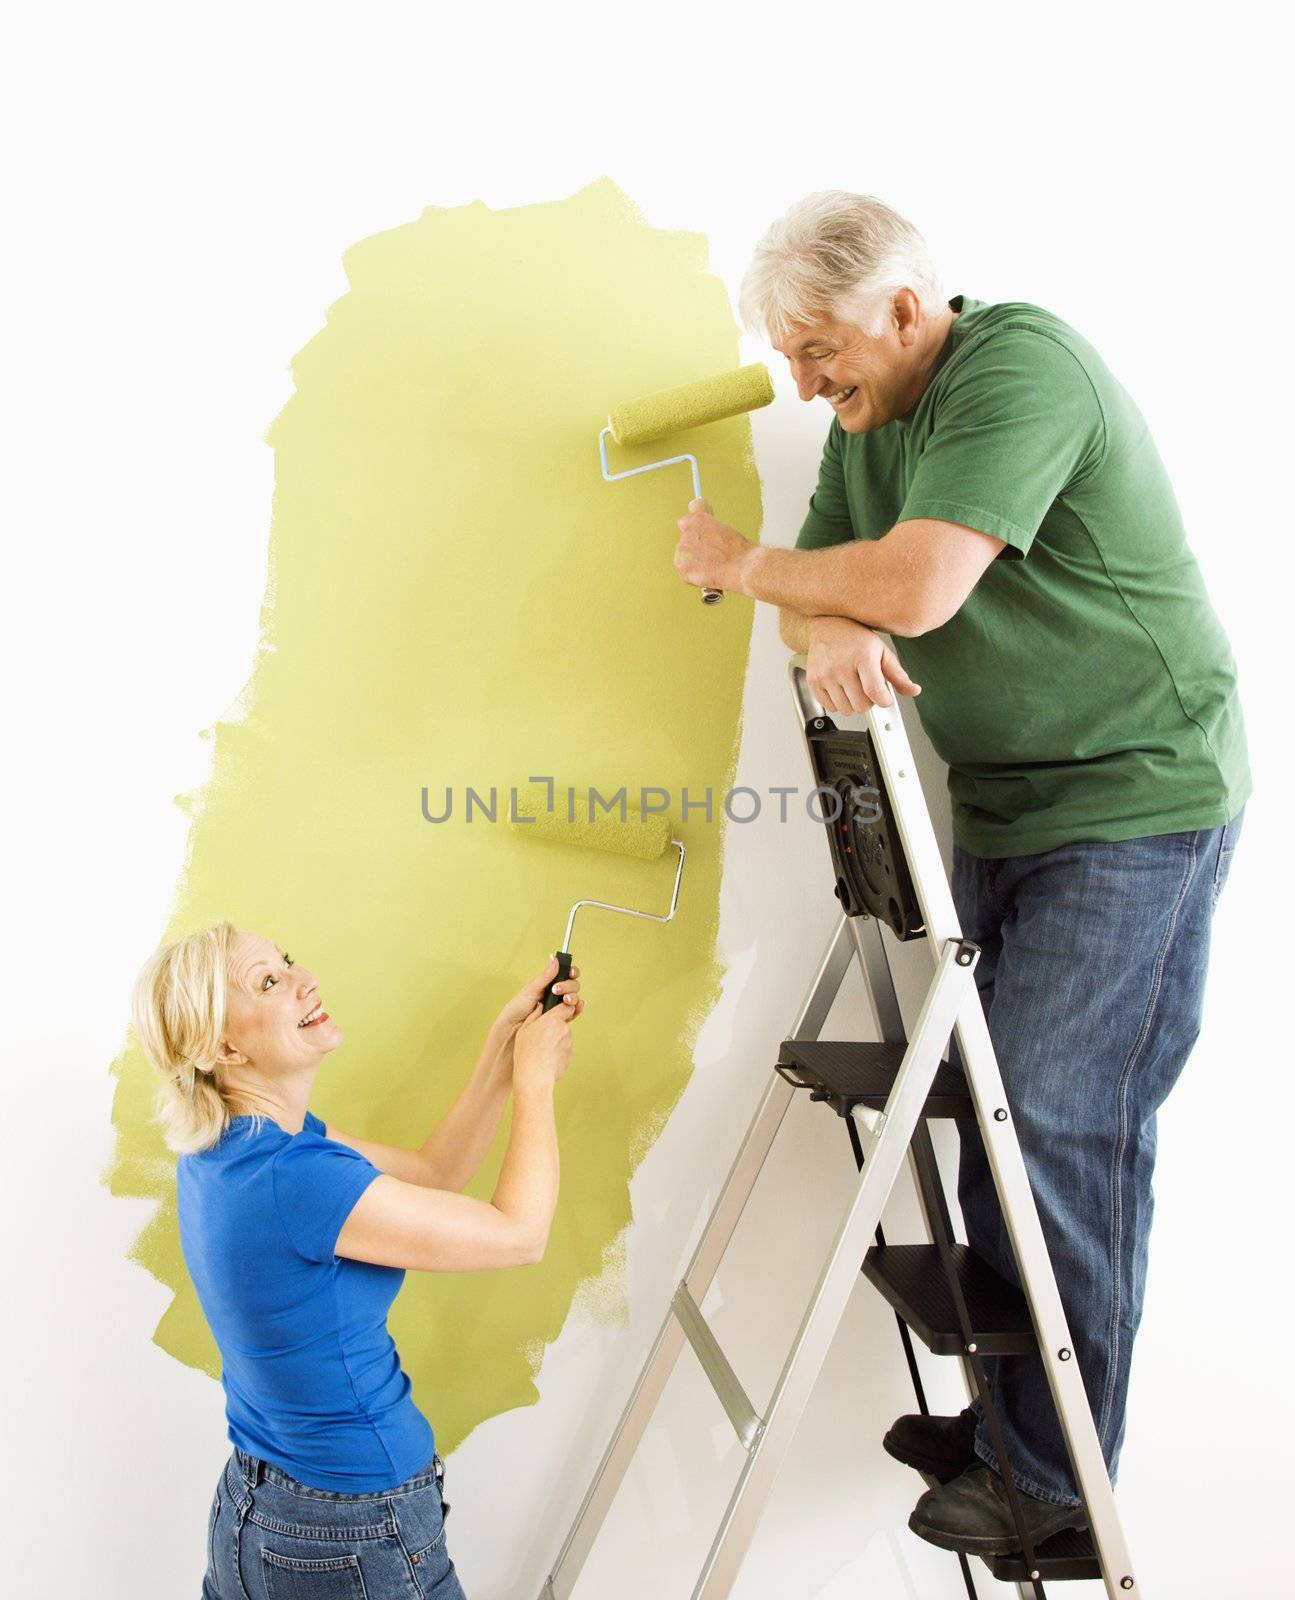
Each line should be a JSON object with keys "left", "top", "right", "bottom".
{"left": 882, "top": 1406, "right": 978, "bottom": 1483}
{"left": 908, "top": 1462, "right": 1088, "bottom": 1556}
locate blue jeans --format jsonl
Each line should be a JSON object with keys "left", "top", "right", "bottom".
{"left": 203, "top": 1447, "right": 467, "bottom": 1599}
{"left": 951, "top": 809, "right": 1244, "bottom": 1505}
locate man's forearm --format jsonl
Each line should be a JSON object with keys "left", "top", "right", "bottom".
{"left": 740, "top": 542, "right": 919, "bottom": 635}
{"left": 778, "top": 608, "right": 816, "bottom": 653}
{"left": 420, "top": 1024, "right": 512, "bottom": 1190}
{"left": 780, "top": 606, "right": 887, "bottom": 654}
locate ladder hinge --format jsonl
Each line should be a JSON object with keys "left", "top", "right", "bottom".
{"left": 853, "top": 1104, "right": 887, "bottom": 1139}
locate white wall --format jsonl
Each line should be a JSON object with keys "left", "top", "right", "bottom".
{"left": 5, "top": 4, "right": 1290, "bottom": 1596}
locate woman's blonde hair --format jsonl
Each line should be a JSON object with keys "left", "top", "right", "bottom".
{"left": 131, "top": 921, "right": 255, "bottom": 1154}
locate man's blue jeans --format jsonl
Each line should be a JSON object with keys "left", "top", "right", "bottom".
{"left": 949, "top": 809, "right": 1245, "bottom": 1506}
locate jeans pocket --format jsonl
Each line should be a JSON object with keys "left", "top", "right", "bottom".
{"left": 1211, "top": 809, "right": 1245, "bottom": 911}
{"left": 260, "top": 1548, "right": 366, "bottom": 1599}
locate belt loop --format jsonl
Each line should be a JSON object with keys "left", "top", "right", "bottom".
{"left": 238, "top": 1449, "right": 261, "bottom": 1490}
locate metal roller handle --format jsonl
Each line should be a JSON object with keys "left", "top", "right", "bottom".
{"left": 558, "top": 839, "right": 687, "bottom": 963}
{"left": 598, "top": 429, "right": 723, "bottom": 606}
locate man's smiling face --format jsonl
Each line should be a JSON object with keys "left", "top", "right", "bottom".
{"left": 773, "top": 292, "right": 930, "bottom": 433}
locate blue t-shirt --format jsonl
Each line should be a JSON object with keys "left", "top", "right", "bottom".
{"left": 177, "top": 1109, "right": 435, "bottom": 1491}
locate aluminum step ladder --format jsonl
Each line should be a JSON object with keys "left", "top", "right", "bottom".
{"left": 537, "top": 658, "right": 1138, "bottom": 1600}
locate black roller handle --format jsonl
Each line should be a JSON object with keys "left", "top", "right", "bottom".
{"left": 542, "top": 950, "right": 573, "bottom": 1013}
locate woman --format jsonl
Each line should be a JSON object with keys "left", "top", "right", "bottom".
{"left": 132, "top": 921, "right": 583, "bottom": 1599}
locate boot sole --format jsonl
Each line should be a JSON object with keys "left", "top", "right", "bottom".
{"left": 907, "top": 1505, "right": 1090, "bottom": 1557}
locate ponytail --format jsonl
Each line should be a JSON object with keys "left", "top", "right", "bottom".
{"left": 131, "top": 922, "right": 245, "bottom": 1154}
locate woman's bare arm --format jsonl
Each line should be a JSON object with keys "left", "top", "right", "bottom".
{"left": 334, "top": 1004, "right": 571, "bottom": 1271}
{"left": 328, "top": 962, "right": 581, "bottom": 1190}
{"left": 329, "top": 1025, "right": 513, "bottom": 1189}
{"left": 414, "top": 1023, "right": 513, "bottom": 1189}
{"left": 334, "top": 1081, "right": 556, "bottom": 1270}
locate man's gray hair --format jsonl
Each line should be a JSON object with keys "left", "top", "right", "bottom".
{"left": 740, "top": 191, "right": 944, "bottom": 342}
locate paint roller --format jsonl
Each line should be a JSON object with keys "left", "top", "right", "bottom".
{"left": 511, "top": 784, "right": 685, "bottom": 1011}
{"left": 599, "top": 362, "right": 775, "bottom": 606}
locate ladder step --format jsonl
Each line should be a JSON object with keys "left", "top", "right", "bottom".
{"left": 989, "top": 1526, "right": 1100, "bottom": 1583}
{"left": 862, "top": 1244, "right": 1036, "bottom": 1355}
{"left": 776, "top": 1040, "right": 973, "bottom": 1119}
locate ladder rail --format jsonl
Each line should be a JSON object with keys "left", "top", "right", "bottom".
{"left": 684, "top": 915, "right": 856, "bottom": 1301}
{"left": 537, "top": 915, "right": 856, "bottom": 1599}
{"left": 954, "top": 994, "right": 1138, "bottom": 1596}
{"left": 691, "top": 939, "right": 980, "bottom": 1599}
{"left": 537, "top": 1074, "right": 792, "bottom": 1600}
{"left": 798, "top": 659, "right": 1139, "bottom": 1598}
{"left": 849, "top": 913, "right": 979, "bottom": 1397}
{"left": 538, "top": 1303, "right": 687, "bottom": 1600}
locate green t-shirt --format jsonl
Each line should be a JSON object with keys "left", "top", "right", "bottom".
{"left": 797, "top": 295, "right": 1251, "bottom": 859}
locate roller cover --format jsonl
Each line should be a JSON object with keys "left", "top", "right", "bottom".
{"left": 608, "top": 363, "right": 774, "bottom": 447}
{"left": 510, "top": 783, "right": 672, "bottom": 861}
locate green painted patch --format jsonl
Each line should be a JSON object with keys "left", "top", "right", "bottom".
{"left": 106, "top": 179, "right": 762, "bottom": 1453}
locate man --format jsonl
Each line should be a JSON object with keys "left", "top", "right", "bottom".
{"left": 673, "top": 191, "right": 1249, "bottom": 1556}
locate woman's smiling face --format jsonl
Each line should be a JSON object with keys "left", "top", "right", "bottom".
{"left": 222, "top": 930, "right": 343, "bottom": 1073}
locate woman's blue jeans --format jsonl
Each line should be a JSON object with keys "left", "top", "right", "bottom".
{"left": 203, "top": 1448, "right": 467, "bottom": 1599}
{"left": 950, "top": 809, "right": 1245, "bottom": 1506}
